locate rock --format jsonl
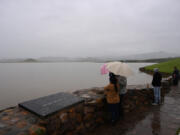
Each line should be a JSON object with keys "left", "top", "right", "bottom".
{"left": 75, "top": 123, "right": 84, "bottom": 132}
{"left": 1, "top": 116, "right": 10, "bottom": 121}
{"left": 0, "top": 130, "right": 6, "bottom": 135}
{"left": 96, "top": 117, "right": 104, "bottom": 124}
{"left": 10, "top": 118, "right": 20, "bottom": 124}
{"left": 66, "top": 131, "right": 74, "bottom": 135}
{"left": 85, "top": 122, "right": 91, "bottom": 129}
{"left": 144, "top": 101, "right": 149, "bottom": 105}
{"left": 16, "top": 121, "right": 27, "bottom": 128}
{"left": 0, "top": 122, "right": 7, "bottom": 129}
{"left": 20, "top": 111, "right": 29, "bottom": 116}
{"left": 124, "top": 110, "right": 130, "bottom": 113}
{"left": 17, "top": 133, "right": 28, "bottom": 135}
{"left": 135, "top": 101, "right": 139, "bottom": 105}
{"left": 133, "top": 96, "right": 138, "bottom": 100}
{"left": 69, "top": 112, "right": 77, "bottom": 120}
{"left": 26, "top": 116, "right": 38, "bottom": 124}
{"left": 4, "top": 109, "right": 13, "bottom": 113}
{"left": 84, "top": 107, "right": 95, "bottom": 114}
{"left": 75, "top": 113, "right": 82, "bottom": 123}
{"left": 124, "top": 105, "right": 130, "bottom": 109}
{"left": 60, "top": 113, "right": 68, "bottom": 123}
{"left": 38, "top": 120, "right": 47, "bottom": 126}
{"left": 84, "top": 121, "right": 97, "bottom": 131}
{"left": 69, "top": 108, "right": 75, "bottom": 113}
{"left": 29, "top": 125, "right": 46, "bottom": 135}
{"left": 84, "top": 113, "right": 93, "bottom": 121}
{"left": 3, "top": 128, "right": 20, "bottom": 135}
{"left": 75, "top": 104, "right": 84, "bottom": 113}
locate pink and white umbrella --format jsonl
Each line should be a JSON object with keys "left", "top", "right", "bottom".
{"left": 100, "top": 64, "right": 109, "bottom": 75}
{"left": 100, "top": 61, "right": 133, "bottom": 77}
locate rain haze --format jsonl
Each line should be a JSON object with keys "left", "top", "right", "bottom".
{"left": 1, "top": 0, "right": 180, "bottom": 116}
{"left": 0, "top": 0, "right": 180, "bottom": 58}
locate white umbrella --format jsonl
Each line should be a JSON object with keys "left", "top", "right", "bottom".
{"left": 106, "top": 61, "right": 133, "bottom": 77}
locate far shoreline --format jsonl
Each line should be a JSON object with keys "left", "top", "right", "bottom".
{"left": 0, "top": 57, "right": 179, "bottom": 63}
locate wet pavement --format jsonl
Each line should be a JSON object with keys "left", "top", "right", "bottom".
{"left": 88, "top": 84, "right": 180, "bottom": 135}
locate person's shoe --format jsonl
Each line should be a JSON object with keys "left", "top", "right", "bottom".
{"left": 152, "top": 103, "right": 158, "bottom": 105}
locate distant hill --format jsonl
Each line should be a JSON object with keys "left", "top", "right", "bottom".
{"left": 123, "top": 57, "right": 180, "bottom": 63}
{"left": 0, "top": 58, "right": 24, "bottom": 63}
{"left": 0, "top": 58, "right": 38, "bottom": 63}
{"left": 121, "top": 51, "right": 180, "bottom": 60}
{"left": 38, "top": 57, "right": 106, "bottom": 62}
{"left": 0, "top": 52, "right": 179, "bottom": 63}
{"left": 23, "top": 58, "right": 38, "bottom": 63}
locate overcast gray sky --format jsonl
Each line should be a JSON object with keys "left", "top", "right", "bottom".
{"left": 0, "top": 0, "right": 180, "bottom": 58}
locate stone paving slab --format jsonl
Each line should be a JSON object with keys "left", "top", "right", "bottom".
{"left": 88, "top": 84, "right": 180, "bottom": 135}
{"left": 19, "top": 92, "right": 84, "bottom": 117}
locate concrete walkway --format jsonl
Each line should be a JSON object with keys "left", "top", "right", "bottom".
{"left": 88, "top": 84, "right": 180, "bottom": 135}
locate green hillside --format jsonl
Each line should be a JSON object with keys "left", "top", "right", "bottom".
{"left": 144, "top": 58, "right": 180, "bottom": 74}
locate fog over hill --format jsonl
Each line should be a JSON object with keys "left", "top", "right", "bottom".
{"left": 0, "top": 51, "right": 179, "bottom": 63}
{"left": 120, "top": 51, "right": 180, "bottom": 60}
{"left": 91, "top": 51, "right": 180, "bottom": 61}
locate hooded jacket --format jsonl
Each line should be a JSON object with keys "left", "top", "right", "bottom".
{"left": 152, "top": 72, "right": 162, "bottom": 87}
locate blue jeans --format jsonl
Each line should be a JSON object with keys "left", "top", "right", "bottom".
{"left": 153, "top": 87, "right": 161, "bottom": 104}
{"left": 108, "top": 103, "right": 119, "bottom": 122}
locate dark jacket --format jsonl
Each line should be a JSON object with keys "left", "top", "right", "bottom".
{"left": 172, "top": 69, "right": 179, "bottom": 79}
{"left": 152, "top": 72, "right": 162, "bottom": 87}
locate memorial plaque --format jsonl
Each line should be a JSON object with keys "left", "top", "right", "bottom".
{"left": 19, "top": 92, "right": 84, "bottom": 118}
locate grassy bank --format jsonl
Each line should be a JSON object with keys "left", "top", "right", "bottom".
{"left": 144, "top": 58, "right": 180, "bottom": 74}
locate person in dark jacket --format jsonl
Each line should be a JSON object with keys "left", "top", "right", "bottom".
{"left": 152, "top": 68, "right": 162, "bottom": 105}
{"left": 172, "top": 66, "right": 179, "bottom": 86}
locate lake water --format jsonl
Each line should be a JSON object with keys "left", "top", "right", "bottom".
{"left": 0, "top": 62, "right": 153, "bottom": 110}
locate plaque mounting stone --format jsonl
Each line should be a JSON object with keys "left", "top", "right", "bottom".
{"left": 19, "top": 92, "right": 84, "bottom": 118}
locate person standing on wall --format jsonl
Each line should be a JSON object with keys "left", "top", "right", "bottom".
{"left": 172, "top": 66, "right": 179, "bottom": 86}
{"left": 152, "top": 68, "right": 162, "bottom": 105}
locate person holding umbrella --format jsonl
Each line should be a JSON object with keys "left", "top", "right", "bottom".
{"left": 109, "top": 72, "right": 127, "bottom": 118}
{"left": 104, "top": 74, "right": 120, "bottom": 125}
{"left": 101, "top": 62, "right": 133, "bottom": 121}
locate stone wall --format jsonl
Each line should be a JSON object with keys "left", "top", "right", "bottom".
{"left": 0, "top": 79, "right": 171, "bottom": 135}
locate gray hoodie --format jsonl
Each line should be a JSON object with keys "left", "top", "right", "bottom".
{"left": 116, "top": 75, "right": 127, "bottom": 95}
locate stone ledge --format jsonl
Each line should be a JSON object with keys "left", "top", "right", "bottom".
{"left": 0, "top": 79, "right": 171, "bottom": 135}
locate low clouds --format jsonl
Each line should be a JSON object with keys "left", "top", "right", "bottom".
{"left": 0, "top": 0, "right": 180, "bottom": 58}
